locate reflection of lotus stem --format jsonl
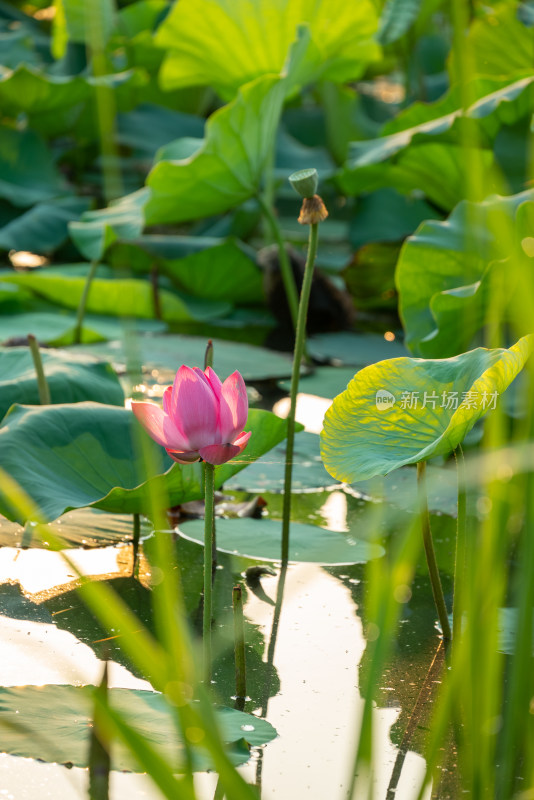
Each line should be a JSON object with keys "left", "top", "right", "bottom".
{"left": 417, "top": 461, "right": 452, "bottom": 640}
{"left": 386, "top": 641, "right": 445, "bottom": 799}
{"left": 74, "top": 260, "right": 99, "bottom": 344}
{"left": 453, "top": 445, "right": 466, "bottom": 645}
{"left": 232, "top": 584, "right": 247, "bottom": 709}
{"left": 88, "top": 661, "right": 110, "bottom": 800}
{"left": 258, "top": 195, "right": 299, "bottom": 331}
{"left": 203, "top": 462, "right": 215, "bottom": 682}
{"left": 27, "top": 334, "right": 50, "bottom": 405}
{"left": 281, "top": 223, "right": 319, "bottom": 567}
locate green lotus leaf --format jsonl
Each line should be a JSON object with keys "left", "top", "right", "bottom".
{"left": 177, "top": 517, "right": 384, "bottom": 565}
{"left": 0, "top": 404, "right": 292, "bottom": 522}
{"left": 0, "top": 197, "right": 90, "bottom": 253}
{"left": 68, "top": 188, "right": 149, "bottom": 261}
{"left": 306, "top": 332, "right": 409, "bottom": 366}
{"left": 0, "top": 65, "right": 146, "bottom": 137}
{"left": 144, "top": 74, "right": 287, "bottom": 225}
{"left": 448, "top": 3, "right": 534, "bottom": 81}
{"left": 0, "top": 127, "right": 67, "bottom": 207}
{"left": 0, "top": 311, "right": 166, "bottom": 346}
{"left": 278, "top": 367, "right": 357, "bottom": 401}
{"left": 116, "top": 103, "right": 204, "bottom": 156}
{"left": 108, "top": 238, "right": 263, "bottom": 305}
{"left": 338, "top": 75, "right": 534, "bottom": 210}
{"left": 68, "top": 74, "right": 285, "bottom": 256}
{"left": 0, "top": 507, "right": 151, "bottom": 549}
{"left": 53, "top": 0, "right": 116, "bottom": 50}
{"left": 349, "top": 188, "right": 441, "bottom": 249}
{"left": 0, "top": 684, "right": 276, "bottom": 771}
{"left": 396, "top": 190, "right": 534, "bottom": 357}
{"left": 378, "top": 0, "right": 422, "bottom": 45}
{"left": 69, "top": 28, "right": 317, "bottom": 255}
{"left": 71, "top": 333, "right": 296, "bottom": 382}
{"left": 226, "top": 431, "right": 335, "bottom": 493}
{"left": 0, "top": 347, "right": 124, "bottom": 420}
{"left": 320, "top": 336, "right": 534, "bottom": 483}
{"left": 156, "top": 0, "right": 380, "bottom": 99}
{"left": 0, "top": 264, "right": 231, "bottom": 323}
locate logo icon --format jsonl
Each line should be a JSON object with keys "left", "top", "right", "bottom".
{"left": 375, "top": 389, "right": 396, "bottom": 411}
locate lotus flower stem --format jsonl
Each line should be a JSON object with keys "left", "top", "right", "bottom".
{"left": 281, "top": 221, "right": 320, "bottom": 566}
{"left": 453, "top": 444, "right": 467, "bottom": 644}
{"left": 203, "top": 340, "right": 217, "bottom": 573}
{"left": 258, "top": 195, "right": 299, "bottom": 331}
{"left": 203, "top": 461, "right": 215, "bottom": 682}
{"left": 74, "top": 260, "right": 99, "bottom": 344}
{"left": 417, "top": 461, "right": 452, "bottom": 640}
{"left": 27, "top": 334, "right": 51, "bottom": 405}
{"left": 132, "top": 513, "right": 140, "bottom": 576}
{"left": 204, "top": 339, "right": 214, "bottom": 369}
{"left": 232, "top": 584, "right": 247, "bottom": 710}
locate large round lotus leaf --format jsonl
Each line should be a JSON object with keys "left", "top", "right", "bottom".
{"left": 307, "top": 332, "right": 408, "bottom": 365}
{"left": 0, "top": 347, "right": 124, "bottom": 420}
{"left": 155, "top": 0, "right": 379, "bottom": 99}
{"left": 278, "top": 366, "right": 357, "bottom": 399}
{"left": 0, "top": 311, "right": 166, "bottom": 345}
{"left": 225, "top": 431, "right": 335, "bottom": 492}
{"left": 72, "top": 334, "right": 296, "bottom": 381}
{"left": 0, "top": 403, "right": 291, "bottom": 522}
{"left": 0, "top": 685, "right": 277, "bottom": 771}
{"left": 321, "top": 336, "right": 533, "bottom": 482}
{"left": 0, "top": 508, "right": 152, "bottom": 549}
{"left": 177, "top": 518, "right": 384, "bottom": 564}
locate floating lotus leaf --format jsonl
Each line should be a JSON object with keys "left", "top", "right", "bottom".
{"left": 72, "top": 334, "right": 296, "bottom": 382}
{"left": 0, "top": 685, "right": 276, "bottom": 771}
{"left": 0, "top": 311, "right": 166, "bottom": 346}
{"left": 0, "top": 508, "right": 151, "bottom": 550}
{"left": 178, "top": 517, "right": 384, "bottom": 564}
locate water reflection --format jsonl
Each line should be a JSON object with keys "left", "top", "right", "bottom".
{"left": 0, "top": 487, "right": 458, "bottom": 798}
{"left": 241, "top": 563, "right": 432, "bottom": 799}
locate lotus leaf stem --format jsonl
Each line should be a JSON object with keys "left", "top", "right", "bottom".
{"left": 27, "top": 334, "right": 51, "bottom": 405}
{"left": 74, "top": 260, "right": 99, "bottom": 345}
{"left": 132, "top": 513, "right": 140, "bottom": 577}
{"left": 258, "top": 195, "right": 300, "bottom": 332}
{"left": 453, "top": 444, "right": 466, "bottom": 644}
{"left": 417, "top": 461, "right": 452, "bottom": 641}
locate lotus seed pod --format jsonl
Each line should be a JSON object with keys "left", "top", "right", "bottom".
{"left": 288, "top": 168, "right": 319, "bottom": 199}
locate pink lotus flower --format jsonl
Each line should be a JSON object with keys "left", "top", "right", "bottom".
{"left": 132, "top": 365, "right": 251, "bottom": 466}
